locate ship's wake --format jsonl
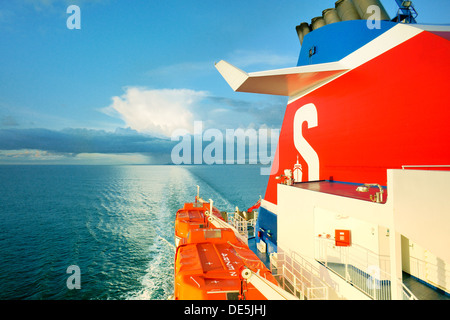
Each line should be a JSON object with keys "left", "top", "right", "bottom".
{"left": 125, "top": 166, "right": 238, "bottom": 300}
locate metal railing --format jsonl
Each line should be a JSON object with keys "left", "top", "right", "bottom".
{"left": 227, "top": 211, "right": 257, "bottom": 239}
{"left": 314, "top": 237, "right": 417, "bottom": 300}
{"left": 270, "top": 249, "right": 329, "bottom": 300}
{"left": 401, "top": 281, "right": 417, "bottom": 300}
{"left": 409, "top": 255, "right": 450, "bottom": 294}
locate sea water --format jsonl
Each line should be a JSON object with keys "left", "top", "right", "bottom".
{"left": 0, "top": 165, "right": 268, "bottom": 300}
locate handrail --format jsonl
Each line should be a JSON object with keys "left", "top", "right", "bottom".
{"left": 206, "top": 211, "right": 248, "bottom": 245}
{"left": 315, "top": 237, "right": 418, "bottom": 300}
{"left": 241, "top": 268, "right": 299, "bottom": 300}
{"left": 270, "top": 249, "right": 329, "bottom": 300}
{"left": 226, "top": 211, "right": 257, "bottom": 238}
{"left": 400, "top": 281, "right": 417, "bottom": 300}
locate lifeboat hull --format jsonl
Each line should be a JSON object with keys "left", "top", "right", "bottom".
{"left": 174, "top": 226, "right": 277, "bottom": 300}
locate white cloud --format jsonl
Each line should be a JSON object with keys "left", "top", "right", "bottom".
{"left": 0, "top": 149, "right": 69, "bottom": 161}
{"left": 0, "top": 149, "right": 152, "bottom": 165}
{"left": 102, "top": 87, "right": 208, "bottom": 137}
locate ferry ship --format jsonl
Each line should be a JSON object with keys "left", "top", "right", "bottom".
{"left": 175, "top": 0, "right": 450, "bottom": 300}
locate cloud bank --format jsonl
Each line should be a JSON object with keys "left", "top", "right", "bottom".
{"left": 0, "top": 127, "right": 175, "bottom": 154}
{"left": 0, "top": 127, "right": 176, "bottom": 164}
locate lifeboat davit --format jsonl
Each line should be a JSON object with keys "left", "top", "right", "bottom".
{"left": 174, "top": 227, "right": 278, "bottom": 300}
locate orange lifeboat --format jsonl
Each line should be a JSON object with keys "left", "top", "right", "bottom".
{"left": 174, "top": 227, "right": 278, "bottom": 300}
{"left": 174, "top": 201, "right": 224, "bottom": 247}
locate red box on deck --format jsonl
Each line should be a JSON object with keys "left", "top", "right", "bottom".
{"left": 335, "top": 230, "right": 351, "bottom": 247}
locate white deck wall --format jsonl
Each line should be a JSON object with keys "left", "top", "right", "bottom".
{"left": 275, "top": 169, "right": 450, "bottom": 298}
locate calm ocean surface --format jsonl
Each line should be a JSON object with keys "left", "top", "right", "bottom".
{"left": 0, "top": 165, "right": 268, "bottom": 300}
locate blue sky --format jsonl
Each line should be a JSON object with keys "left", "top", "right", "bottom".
{"left": 0, "top": 0, "right": 449, "bottom": 164}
